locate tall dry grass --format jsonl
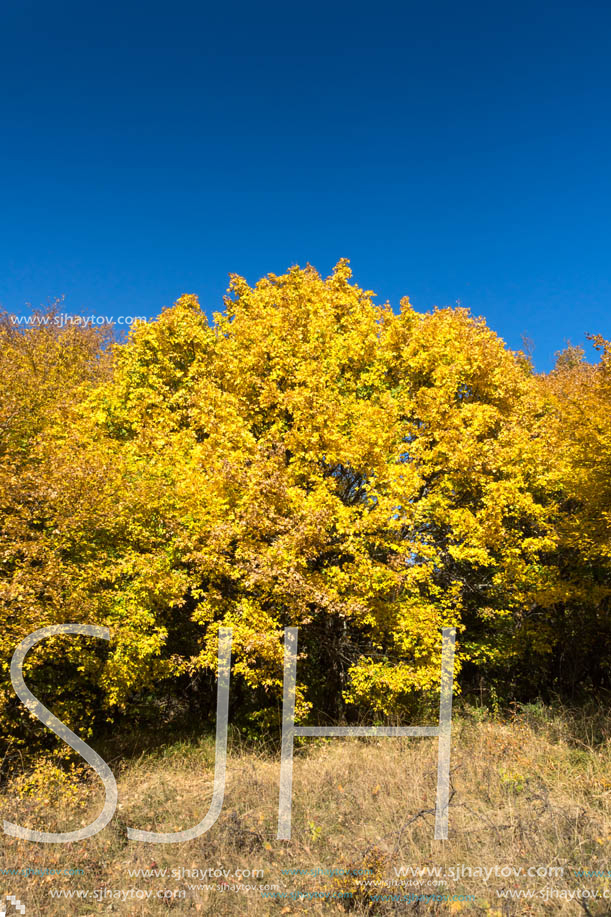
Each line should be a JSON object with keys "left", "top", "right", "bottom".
{"left": 0, "top": 704, "right": 609, "bottom": 915}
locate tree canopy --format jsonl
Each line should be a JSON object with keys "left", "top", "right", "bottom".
{"left": 1, "top": 262, "right": 609, "bottom": 753}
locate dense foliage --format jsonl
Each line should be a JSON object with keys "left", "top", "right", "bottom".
{"left": 1, "top": 262, "right": 609, "bottom": 752}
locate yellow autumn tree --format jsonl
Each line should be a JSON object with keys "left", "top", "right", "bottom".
{"left": 1, "top": 263, "right": 605, "bottom": 754}
{"left": 530, "top": 338, "right": 611, "bottom": 692}
{"left": 0, "top": 308, "right": 113, "bottom": 746}
{"left": 77, "top": 262, "right": 560, "bottom": 724}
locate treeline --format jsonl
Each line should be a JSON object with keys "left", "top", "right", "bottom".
{"left": 1, "top": 261, "right": 609, "bottom": 753}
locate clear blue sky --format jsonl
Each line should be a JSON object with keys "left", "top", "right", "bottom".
{"left": 1, "top": 0, "right": 610, "bottom": 370}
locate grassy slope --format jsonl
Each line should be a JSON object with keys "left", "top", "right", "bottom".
{"left": 0, "top": 706, "right": 609, "bottom": 916}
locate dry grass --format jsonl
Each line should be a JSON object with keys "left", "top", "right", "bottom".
{"left": 0, "top": 705, "right": 609, "bottom": 916}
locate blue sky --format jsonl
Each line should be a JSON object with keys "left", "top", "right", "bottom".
{"left": 1, "top": 0, "right": 609, "bottom": 370}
